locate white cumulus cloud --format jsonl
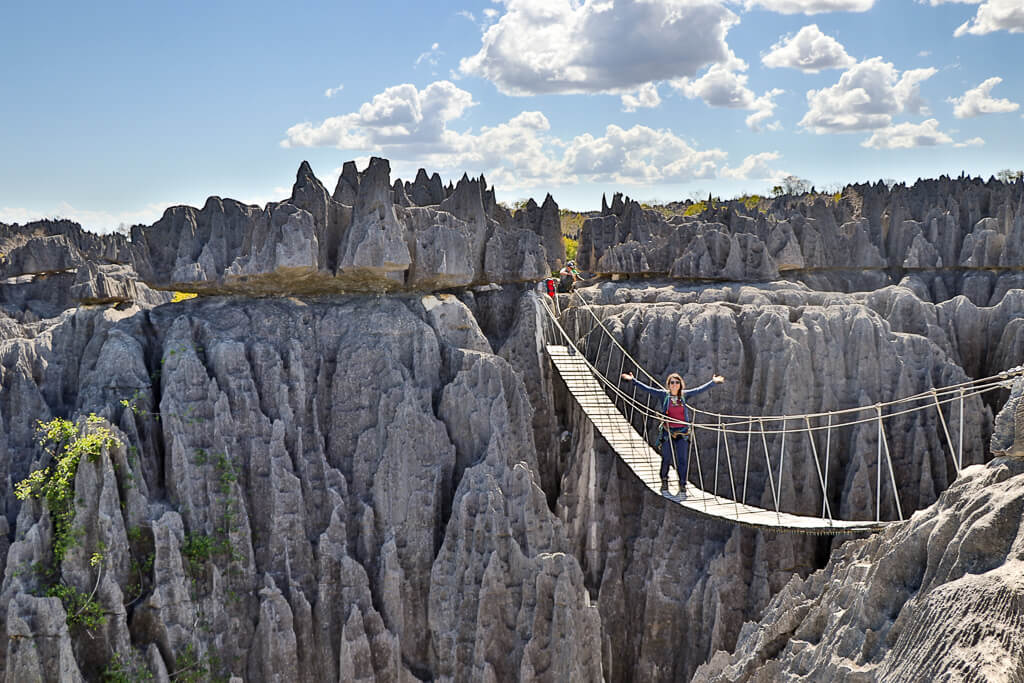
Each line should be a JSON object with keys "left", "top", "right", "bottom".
{"left": 282, "top": 81, "right": 476, "bottom": 151}
{"left": 948, "top": 77, "right": 1021, "bottom": 117}
{"left": 954, "top": 0, "right": 1024, "bottom": 36}
{"left": 761, "top": 24, "right": 856, "bottom": 72}
{"left": 621, "top": 83, "right": 662, "bottom": 112}
{"left": 282, "top": 80, "right": 789, "bottom": 189}
{"left": 860, "top": 119, "right": 954, "bottom": 149}
{"left": 744, "top": 0, "right": 874, "bottom": 14}
{"left": 954, "top": 136, "right": 985, "bottom": 147}
{"left": 799, "top": 57, "right": 938, "bottom": 133}
{"left": 670, "top": 58, "right": 784, "bottom": 131}
{"left": 721, "top": 151, "right": 786, "bottom": 180}
{"left": 441, "top": 111, "right": 560, "bottom": 187}
{"left": 563, "top": 125, "right": 726, "bottom": 183}
{"left": 458, "top": 0, "right": 739, "bottom": 95}
{"left": 745, "top": 90, "right": 785, "bottom": 131}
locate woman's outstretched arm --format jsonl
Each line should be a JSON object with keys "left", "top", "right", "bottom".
{"left": 684, "top": 375, "right": 725, "bottom": 399}
{"left": 620, "top": 373, "right": 667, "bottom": 399}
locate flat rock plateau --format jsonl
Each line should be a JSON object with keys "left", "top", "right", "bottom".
{"left": 1, "top": 160, "right": 1022, "bottom": 681}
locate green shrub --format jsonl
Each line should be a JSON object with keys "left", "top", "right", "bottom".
{"left": 102, "top": 651, "right": 154, "bottom": 682}
{"left": 47, "top": 582, "right": 106, "bottom": 631}
{"left": 564, "top": 236, "right": 578, "bottom": 262}
{"left": 16, "top": 415, "right": 118, "bottom": 562}
{"left": 182, "top": 533, "right": 214, "bottom": 576}
{"left": 683, "top": 201, "right": 707, "bottom": 216}
{"left": 170, "top": 643, "right": 211, "bottom": 683}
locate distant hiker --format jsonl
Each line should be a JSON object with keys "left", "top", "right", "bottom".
{"left": 621, "top": 371, "right": 724, "bottom": 497}
{"left": 557, "top": 260, "right": 581, "bottom": 293}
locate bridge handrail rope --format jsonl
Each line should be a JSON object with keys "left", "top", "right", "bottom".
{"left": 542, "top": 313, "right": 1009, "bottom": 521}
{"left": 561, "top": 292, "right": 1015, "bottom": 432}
{"left": 563, "top": 289, "right": 1023, "bottom": 430}
{"left": 544, "top": 298, "right": 1013, "bottom": 454}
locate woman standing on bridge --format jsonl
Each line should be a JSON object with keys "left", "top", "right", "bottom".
{"left": 620, "top": 371, "right": 724, "bottom": 498}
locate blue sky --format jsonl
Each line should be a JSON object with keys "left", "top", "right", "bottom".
{"left": 2, "top": 0, "right": 1022, "bottom": 232}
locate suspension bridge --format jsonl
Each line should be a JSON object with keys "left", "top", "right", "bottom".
{"left": 538, "top": 291, "right": 1023, "bottom": 535}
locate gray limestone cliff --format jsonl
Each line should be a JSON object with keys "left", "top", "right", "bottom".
{"left": 580, "top": 178, "right": 1024, "bottom": 302}
{"left": 125, "top": 160, "right": 560, "bottom": 295}
{"left": 693, "top": 425, "right": 1024, "bottom": 681}
{"left": 0, "top": 294, "right": 601, "bottom": 681}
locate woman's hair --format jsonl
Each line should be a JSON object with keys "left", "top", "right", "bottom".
{"left": 665, "top": 372, "right": 684, "bottom": 396}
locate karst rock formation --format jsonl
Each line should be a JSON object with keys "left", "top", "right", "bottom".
{"left": 693, "top": 379, "right": 1024, "bottom": 682}
{"left": 0, "top": 161, "right": 1022, "bottom": 681}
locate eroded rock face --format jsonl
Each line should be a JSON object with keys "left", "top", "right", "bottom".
{"left": 0, "top": 220, "right": 133, "bottom": 280}
{"left": 4, "top": 159, "right": 565, "bottom": 299}
{"left": 991, "top": 375, "right": 1024, "bottom": 456}
{"left": 0, "top": 292, "right": 603, "bottom": 681}
{"left": 1, "top": 278, "right": 1021, "bottom": 681}
{"left": 123, "top": 159, "right": 559, "bottom": 295}
{"left": 692, "top": 456, "right": 1024, "bottom": 682}
{"left": 533, "top": 276, "right": 1019, "bottom": 681}
{"left": 0, "top": 222, "right": 170, "bottom": 317}
{"left": 565, "top": 280, "right": 1003, "bottom": 520}
{"left": 580, "top": 178, "right": 1024, "bottom": 294}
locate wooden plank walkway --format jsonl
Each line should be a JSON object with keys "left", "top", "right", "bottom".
{"left": 547, "top": 345, "right": 890, "bottom": 535}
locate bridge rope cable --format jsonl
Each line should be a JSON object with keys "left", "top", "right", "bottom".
{"left": 538, "top": 292, "right": 1020, "bottom": 524}
{"left": 543, "top": 295, "right": 1009, "bottom": 502}
{"left": 564, "top": 289, "right": 1022, "bottom": 427}
{"left": 544, "top": 297, "right": 1009, "bottom": 503}
{"left": 543, "top": 297, "right": 785, "bottom": 521}
{"left": 552, "top": 294, "right": 1015, "bottom": 436}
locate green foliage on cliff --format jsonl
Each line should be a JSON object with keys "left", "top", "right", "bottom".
{"left": 47, "top": 582, "right": 106, "bottom": 630}
{"left": 102, "top": 651, "right": 155, "bottom": 682}
{"left": 15, "top": 416, "right": 119, "bottom": 633}
{"left": 16, "top": 415, "right": 118, "bottom": 562}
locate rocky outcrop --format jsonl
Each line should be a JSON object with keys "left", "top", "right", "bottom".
{"left": 693, "top": 454, "right": 1024, "bottom": 682}
{"left": 0, "top": 293, "right": 603, "bottom": 681}
{"left": 4, "top": 161, "right": 565, "bottom": 298}
{"left": 991, "top": 374, "right": 1024, "bottom": 456}
{"left": 580, "top": 178, "right": 1024, "bottom": 294}
{"left": 404, "top": 168, "right": 445, "bottom": 207}
{"left": 0, "top": 265, "right": 170, "bottom": 322}
{"left": 0, "top": 220, "right": 134, "bottom": 279}
{"left": 510, "top": 194, "right": 566, "bottom": 271}
{"left": 122, "top": 160, "right": 561, "bottom": 295}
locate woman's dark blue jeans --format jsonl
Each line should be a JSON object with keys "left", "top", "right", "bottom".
{"left": 660, "top": 430, "right": 689, "bottom": 482}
